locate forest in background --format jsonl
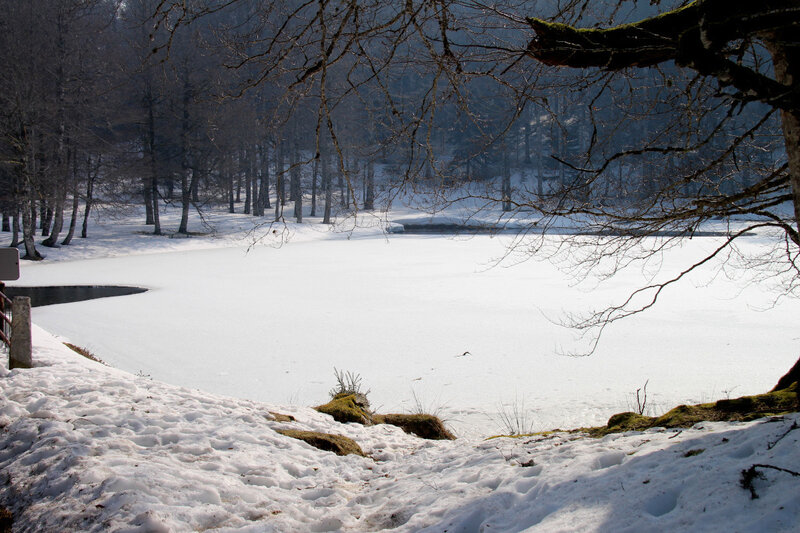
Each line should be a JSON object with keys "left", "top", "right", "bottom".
{"left": 0, "top": 0, "right": 789, "bottom": 266}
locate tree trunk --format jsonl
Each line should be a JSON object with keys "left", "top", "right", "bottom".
{"left": 227, "top": 156, "right": 235, "bottom": 214}
{"left": 274, "top": 144, "right": 284, "bottom": 221}
{"left": 144, "top": 177, "right": 154, "bottom": 224}
{"left": 766, "top": 33, "right": 800, "bottom": 242}
{"left": 257, "top": 142, "right": 270, "bottom": 214}
{"left": 310, "top": 155, "right": 319, "bottom": 217}
{"left": 502, "top": 143, "right": 512, "bottom": 211}
{"left": 21, "top": 196, "right": 41, "bottom": 260}
{"left": 42, "top": 180, "right": 66, "bottom": 247}
{"left": 772, "top": 356, "right": 800, "bottom": 391}
{"left": 323, "top": 150, "right": 332, "bottom": 224}
{"left": 81, "top": 158, "right": 96, "bottom": 238}
{"left": 146, "top": 88, "right": 161, "bottom": 235}
{"left": 10, "top": 207, "right": 20, "bottom": 248}
{"left": 292, "top": 142, "right": 302, "bottom": 222}
{"left": 244, "top": 148, "right": 252, "bottom": 215}
{"left": 41, "top": 204, "right": 52, "bottom": 237}
{"left": 278, "top": 141, "right": 286, "bottom": 207}
{"left": 191, "top": 170, "right": 200, "bottom": 203}
{"left": 178, "top": 74, "right": 192, "bottom": 235}
{"left": 178, "top": 167, "right": 191, "bottom": 234}
{"left": 61, "top": 154, "right": 80, "bottom": 245}
{"left": 365, "top": 159, "right": 375, "bottom": 210}
{"left": 151, "top": 177, "right": 161, "bottom": 235}
{"left": 338, "top": 160, "right": 347, "bottom": 208}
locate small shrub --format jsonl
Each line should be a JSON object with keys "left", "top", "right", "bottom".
{"left": 329, "top": 368, "right": 369, "bottom": 400}
{"left": 496, "top": 397, "right": 536, "bottom": 436}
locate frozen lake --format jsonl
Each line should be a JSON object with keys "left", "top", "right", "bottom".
{"left": 14, "top": 211, "right": 800, "bottom": 436}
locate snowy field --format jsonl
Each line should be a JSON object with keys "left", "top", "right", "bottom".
{"left": 10, "top": 205, "right": 800, "bottom": 436}
{"left": 1, "top": 324, "right": 798, "bottom": 531}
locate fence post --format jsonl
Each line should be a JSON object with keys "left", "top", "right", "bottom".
{"left": 9, "top": 296, "right": 31, "bottom": 369}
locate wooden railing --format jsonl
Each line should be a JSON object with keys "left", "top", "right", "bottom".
{"left": 0, "top": 283, "right": 11, "bottom": 349}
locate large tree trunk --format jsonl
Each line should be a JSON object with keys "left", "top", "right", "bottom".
{"left": 772, "top": 356, "right": 800, "bottom": 391}
{"left": 766, "top": 32, "right": 800, "bottom": 242}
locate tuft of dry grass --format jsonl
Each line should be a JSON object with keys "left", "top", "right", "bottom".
{"left": 63, "top": 343, "right": 107, "bottom": 366}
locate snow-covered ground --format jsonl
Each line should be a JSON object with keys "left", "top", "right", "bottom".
{"left": 10, "top": 205, "right": 800, "bottom": 436}
{"left": 2, "top": 204, "right": 800, "bottom": 530}
{"left": 1, "top": 324, "right": 798, "bottom": 532}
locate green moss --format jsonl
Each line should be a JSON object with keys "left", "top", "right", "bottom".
{"left": 375, "top": 414, "right": 455, "bottom": 440}
{"left": 684, "top": 448, "right": 705, "bottom": 457}
{"left": 606, "top": 412, "right": 652, "bottom": 432}
{"left": 315, "top": 394, "right": 373, "bottom": 425}
{"left": 276, "top": 429, "right": 365, "bottom": 457}
{"left": 584, "top": 384, "right": 799, "bottom": 437}
{"left": 527, "top": 3, "right": 696, "bottom": 36}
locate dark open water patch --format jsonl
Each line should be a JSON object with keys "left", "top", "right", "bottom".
{"left": 392, "top": 223, "right": 740, "bottom": 237}
{"left": 4, "top": 286, "right": 148, "bottom": 307}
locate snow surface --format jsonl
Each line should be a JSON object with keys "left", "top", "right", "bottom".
{"left": 1, "top": 325, "right": 798, "bottom": 532}
{"left": 2, "top": 205, "right": 800, "bottom": 530}
{"left": 11, "top": 205, "right": 800, "bottom": 436}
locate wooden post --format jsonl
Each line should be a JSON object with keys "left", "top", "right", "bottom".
{"left": 9, "top": 296, "right": 31, "bottom": 369}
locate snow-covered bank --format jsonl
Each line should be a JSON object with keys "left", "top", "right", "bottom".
{"left": 1, "top": 326, "right": 798, "bottom": 532}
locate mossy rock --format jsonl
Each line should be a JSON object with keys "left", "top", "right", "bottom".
{"left": 315, "top": 394, "right": 374, "bottom": 425}
{"left": 276, "top": 429, "right": 366, "bottom": 457}
{"left": 375, "top": 414, "right": 455, "bottom": 440}
{"left": 585, "top": 384, "right": 799, "bottom": 437}
{"left": 605, "top": 412, "right": 652, "bottom": 432}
